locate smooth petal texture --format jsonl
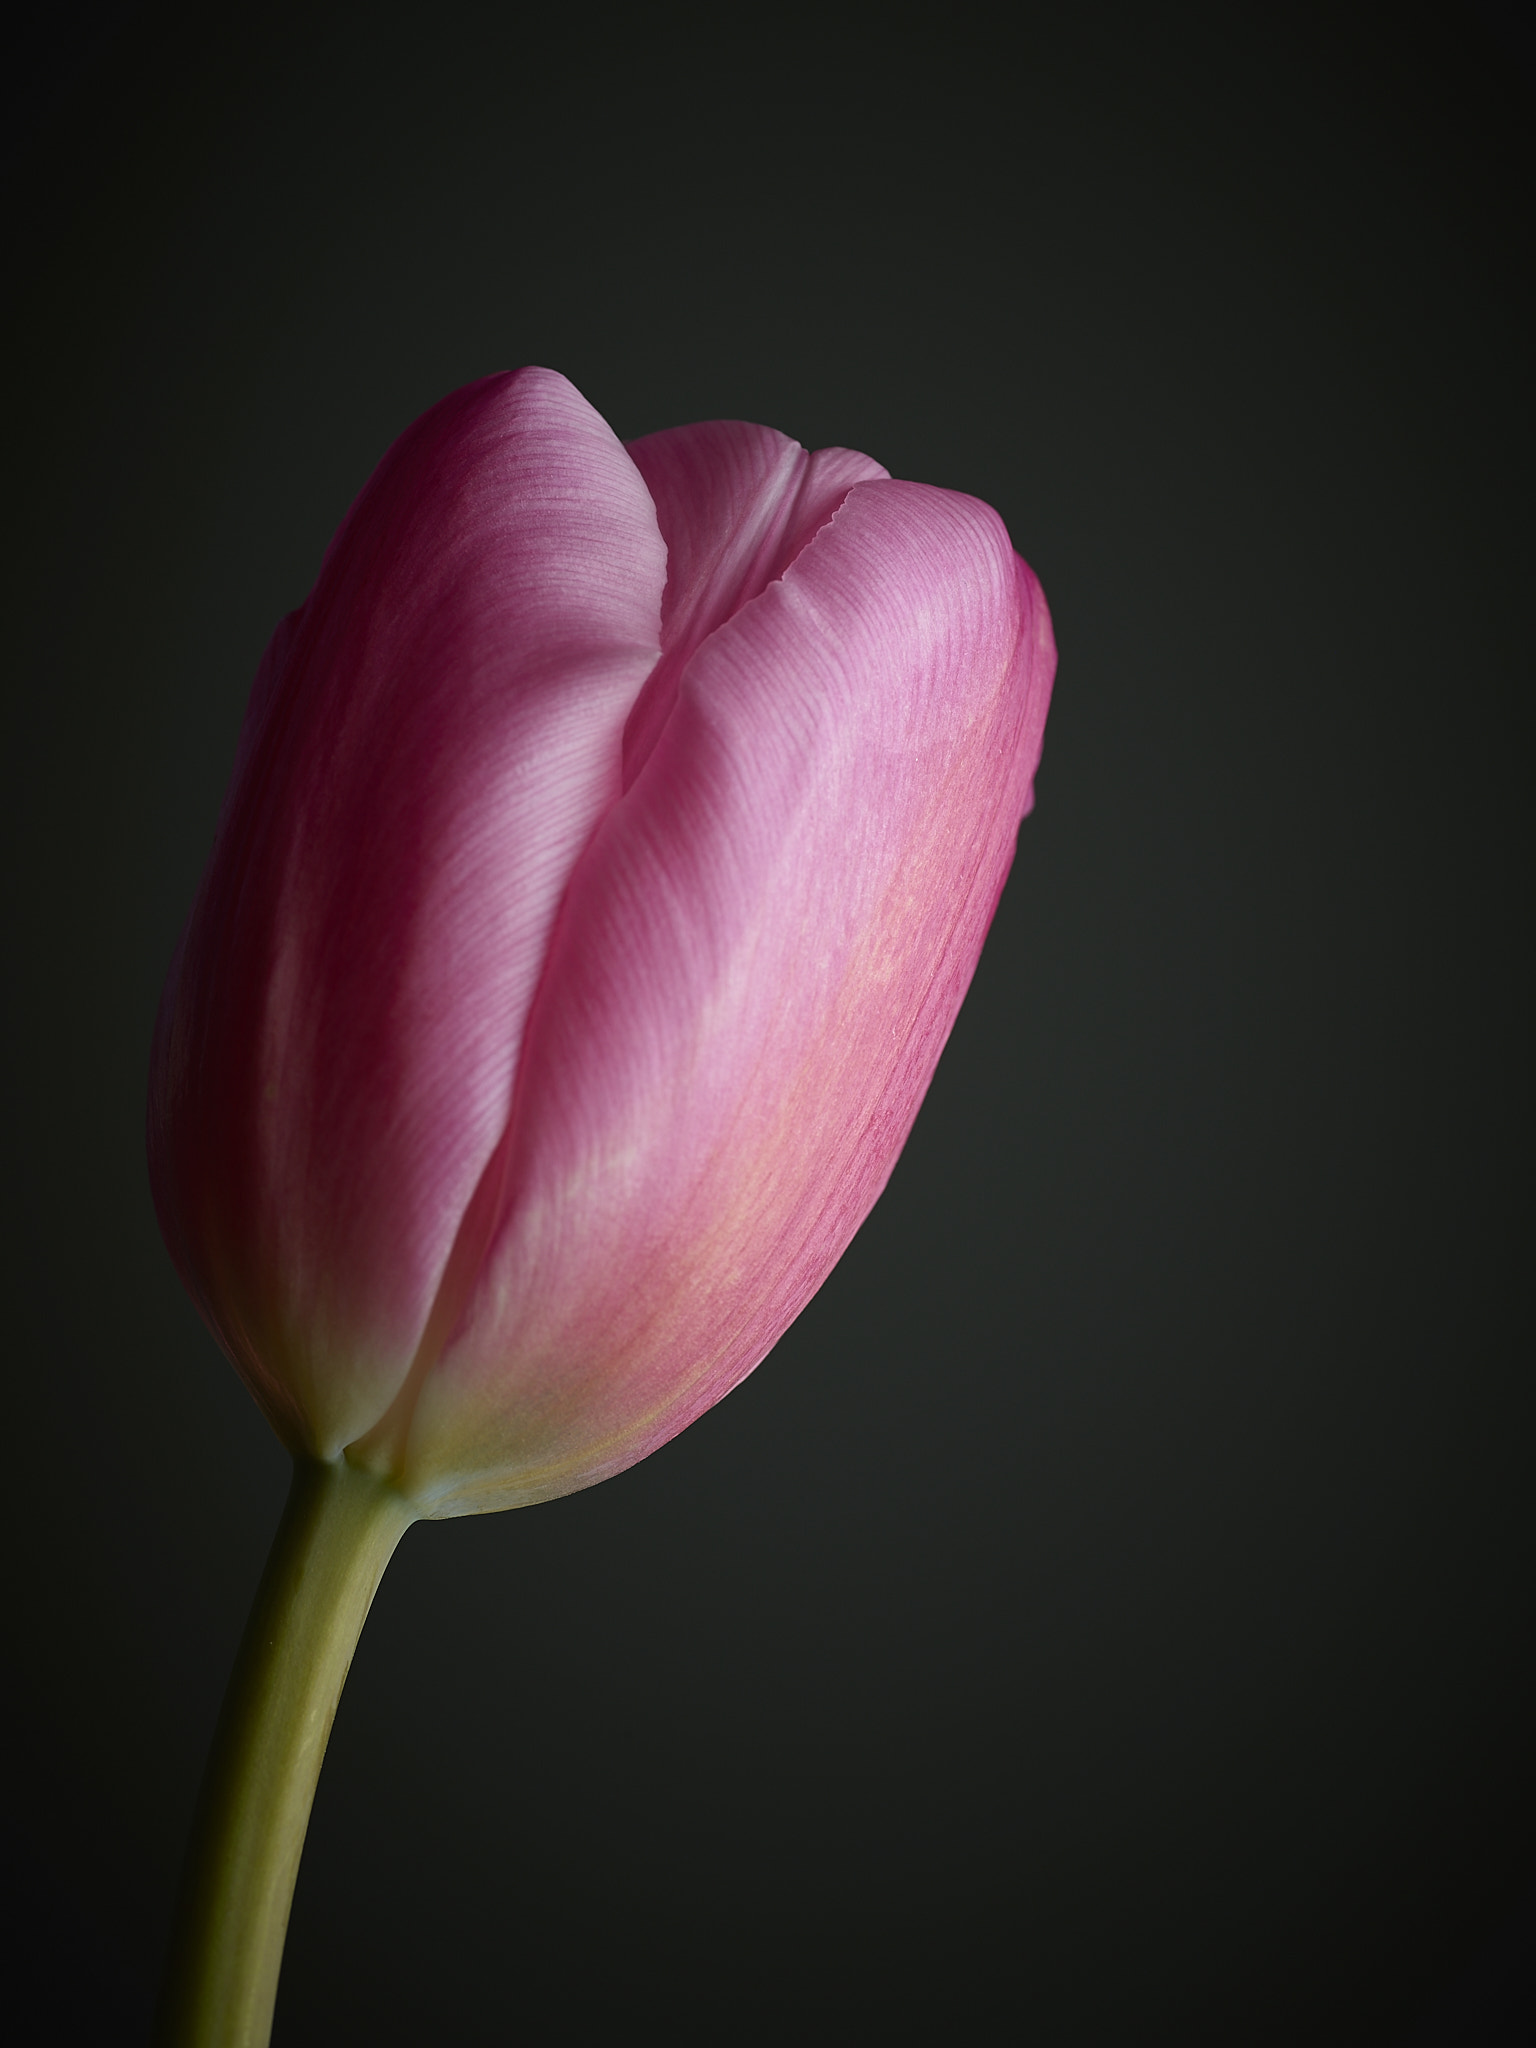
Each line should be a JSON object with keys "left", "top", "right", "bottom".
{"left": 381, "top": 474, "right": 1055, "bottom": 1513}
{"left": 148, "top": 369, "right": 666, "bottom": 1455}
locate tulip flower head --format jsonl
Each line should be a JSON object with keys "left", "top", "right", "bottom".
{"left": 149, "top": 368, "right": 1055, "bottom": 1518}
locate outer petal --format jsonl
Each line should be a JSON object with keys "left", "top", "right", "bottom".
{"left": 391, "top": 476, "right": 1055, "bottom": 1513}
{"left": 148, "top": 369, "right": 666, "bottom": 1456}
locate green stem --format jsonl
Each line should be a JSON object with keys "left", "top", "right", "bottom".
{"left": 156, "top": 1455, "right": 418, "bottom": 2048}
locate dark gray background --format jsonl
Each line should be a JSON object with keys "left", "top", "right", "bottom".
{"left": 6, "top": 3, "right": 1532, "bottom": 2040}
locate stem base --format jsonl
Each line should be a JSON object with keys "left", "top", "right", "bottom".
{"left": 156, "top": 1456, "right": 417, "bottom": 2048}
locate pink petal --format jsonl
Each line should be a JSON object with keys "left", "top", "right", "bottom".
{"left": 619, "top": 421, "right": 888, "bottom": 788}
{"left": 388, "top": 473, "right": 1055, "bottom": 1512}
{"left": 148, "top": 369, "right": 666, "bottom": 1455}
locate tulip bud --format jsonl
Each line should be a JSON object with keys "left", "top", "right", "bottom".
{"left": 149, "top": 367, "right": 1055, "bottom": 1517}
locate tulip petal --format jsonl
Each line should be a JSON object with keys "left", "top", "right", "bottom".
{"left": 148, "top": 369, "right": 666, "bottom": 1455}
{"left": 396, "top": 472, "right": 1055, "bottom": 1512}
{"left": 619, "top": 422, "right": 887, "bottom": 788}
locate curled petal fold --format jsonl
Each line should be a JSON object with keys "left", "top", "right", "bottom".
{"left": 620, "top": 421, "right": 888, "bottom": 787}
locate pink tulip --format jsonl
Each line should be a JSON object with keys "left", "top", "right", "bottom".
{"left": 149, "top": 367, "right": 1055, "bottom": 1518}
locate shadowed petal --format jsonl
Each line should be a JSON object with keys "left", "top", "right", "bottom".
{"left": 148, "top": 368, "right": 666, "bottom": 1455}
